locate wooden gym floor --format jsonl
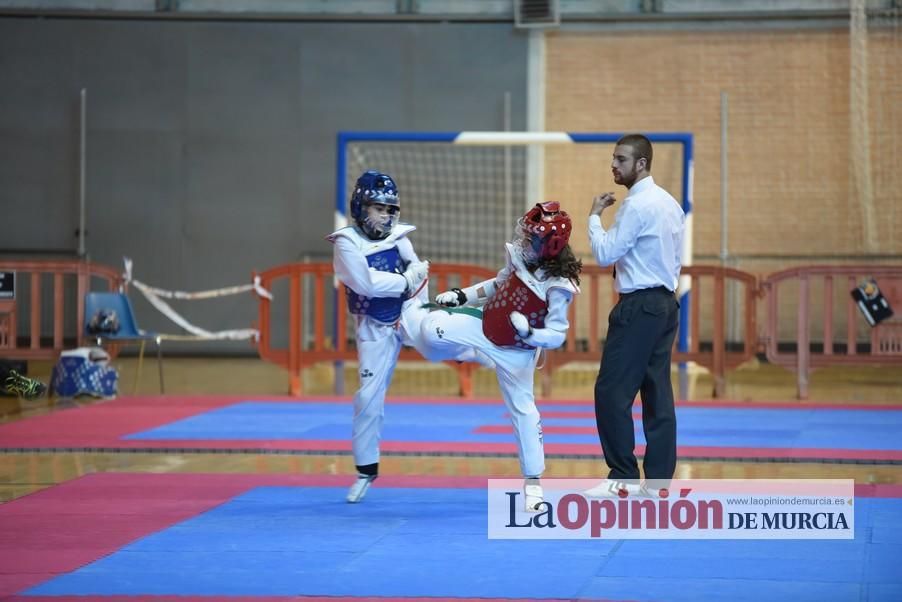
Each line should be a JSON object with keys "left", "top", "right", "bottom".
{"left": 2, "top": 356, "right": 901, "bottom": 504}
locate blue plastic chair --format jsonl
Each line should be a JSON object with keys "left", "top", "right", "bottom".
{"left": 83, "top": 291, "right": 164, "bottom": 394}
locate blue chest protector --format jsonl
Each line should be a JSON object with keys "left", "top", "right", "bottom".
{"left": 345, "top": 246, "right": 408, "bottom": 323}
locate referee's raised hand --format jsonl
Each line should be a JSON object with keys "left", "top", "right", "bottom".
{"left": 590, "top": 192, "right": 617, "bottom": 216}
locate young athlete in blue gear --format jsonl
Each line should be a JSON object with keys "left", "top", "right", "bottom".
{"left": 327, "top": 170, "right": 431, "bottom": 503}
{"left": 421, "top": 201, "right": 582, "bottom": 512}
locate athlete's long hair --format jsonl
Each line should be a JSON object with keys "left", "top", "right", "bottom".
{"left": 536, "top": 244, "right": 582, "bottom": 286}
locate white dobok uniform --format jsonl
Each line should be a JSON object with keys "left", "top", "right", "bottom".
{"left": 420, "top": 243, "right": 579, "bottom": 477}
{"left": 327, "top": 223, "right": 431, "bottom": 469}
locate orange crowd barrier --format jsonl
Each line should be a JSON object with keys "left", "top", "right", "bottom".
{"left": 255, "top": 262, "right": 761, "bottom": 398}
{"left": 545, "top": 264, "right": 760, "bottom": 398}
{"left": 761, "top": 265, "right": 902, "bottom": 399}
{"left": 0, "top": 259, "right": 123, "bottom": 360}
{"left": 7, "top": 258, "right": 898, "bottom": 401}
{"left": 255, "top": 262, "right": 496, "bottom": 397}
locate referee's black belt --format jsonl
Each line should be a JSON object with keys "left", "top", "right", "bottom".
{"left": 618, "top": 286, "right": 674, "bottom": 300}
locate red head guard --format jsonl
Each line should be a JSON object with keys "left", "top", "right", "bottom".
{"left": 519, "top": 201, "right": 572, "bottom": 260}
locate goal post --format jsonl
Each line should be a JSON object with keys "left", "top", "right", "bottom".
{"left": 335, "top": 130, "right": 694, "bottom": 352}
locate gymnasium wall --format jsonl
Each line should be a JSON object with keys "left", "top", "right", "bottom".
{"left": 0, "top": 16, "right": 528, "bottom": 350}
{"left": 546, "top": 26, "right": 901, "bottom": 264}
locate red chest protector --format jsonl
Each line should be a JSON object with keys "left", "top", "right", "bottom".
{"left": 482, "top": 274, "right": 548, "bottom": 350}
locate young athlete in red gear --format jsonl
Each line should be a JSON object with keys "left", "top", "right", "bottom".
{"left": 421, "top": 201, "right": 582, "bottom": 512}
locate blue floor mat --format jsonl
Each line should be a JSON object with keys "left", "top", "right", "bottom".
{"left": 124, "top": 401, "right": 902, "bottom": 451}
{"left": 23, "top": 487, "right": 902, "bottom": 600}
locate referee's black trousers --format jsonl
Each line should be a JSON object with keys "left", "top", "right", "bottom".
{"left": 594, "top": 286, "right": 679, "bottom": 480}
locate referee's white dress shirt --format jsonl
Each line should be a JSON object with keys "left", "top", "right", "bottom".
{"left": 587, "top": 176, "right": 685, "bottom": 294}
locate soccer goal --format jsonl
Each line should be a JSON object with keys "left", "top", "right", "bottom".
{"left": 335, "top": 130, "right": 694, "bottom": 348}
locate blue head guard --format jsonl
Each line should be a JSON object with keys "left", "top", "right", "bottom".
{"left": 350, "top": 170, "right": 400, "bottom": 240}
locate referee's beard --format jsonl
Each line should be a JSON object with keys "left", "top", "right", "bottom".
{"left": 613, "top": 167, "right": 636, "bottom": 188}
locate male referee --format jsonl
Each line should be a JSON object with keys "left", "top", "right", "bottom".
{"left": 584, "top": 133, "right": 685, "bottom": 497}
